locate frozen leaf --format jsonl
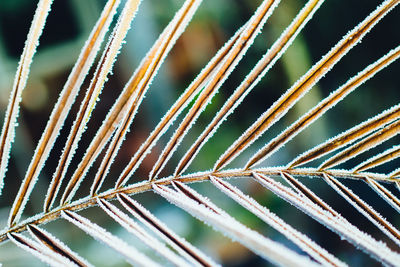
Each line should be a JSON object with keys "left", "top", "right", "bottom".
{"left": 97, "top": 198, "right": 188, "bottom": 266}
{"left": 246, "top": 45, "right": 400, "bottom": 168}
{"left": 210, "top": 176, "right": 346, "bottom": 266}
{"left": 117, "top": 193, "right": 217, "bottom": 266}
{"left": 149, "top": 0, "right": 282, "bottom": 180}
{"left": 214, "top": 0, "right": 400, "bottom": 171}
{"left": 28, "top": 224, "right": 92, "bottom": 267}
{"left": 8, "top": 232, "right": 73, "bottom": 266}
{"left": 175, "top": 0, "right": 325, "bottom": 176}
{"left": 154, "top": 183, "right": 319, "bottom": 267}
{"left": 61, "top": 210, "right": 160, "bottom": 266}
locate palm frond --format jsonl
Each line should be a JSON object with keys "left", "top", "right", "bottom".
{"left": 0, "top": 0, "right": 399, "bottom": 266}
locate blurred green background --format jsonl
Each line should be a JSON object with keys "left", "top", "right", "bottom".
{"left": 0, "top": 0, "right": 399, "bottom": 266}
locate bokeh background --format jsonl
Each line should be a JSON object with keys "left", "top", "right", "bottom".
{"left": 0, "top": 0, "right": 399, "bottom": 266}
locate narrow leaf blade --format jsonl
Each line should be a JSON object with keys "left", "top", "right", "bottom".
{"left": 59, "top": 0, "right": 142, "bottom": 205}
{"left": 117, "top": 193, "right": 217, "bottom": 266}
{"left": 246, "top": 45, "right": 400, "bottom": 168}
{"left": 28, "top": 224, "right": 91, "bottom": 267}
{"left": 149, "top": 0, "right": 282, "bottom": 180}
{"left": 322, "top": 173, "right": 400, "bottom": 246}
{"left": 210, "top": 176, "right": 346, "bottom": 267}
{"left": 90, "top": 0, "right": 204, "bottom": 195}
{"left": 61, "top": 210, "right": 160, "bottom": 266}
{"left": 154, "top": 183, "right": 319, "bottom": 267}
{"left": 214, "top": 0, "right": 400, "bottom": 171}
{"left": 8, "top": 233, "right": 73, "bottom": 267}
{"left": 289, "top": 104, "right": 400, "bottom": 168}
{"left": 97, "top": 198, "right": 188, "bottom": 266}
{"left": 175, "top": 0, "right": 325, "bottom": 176}
{"left": 320, "top": 119, "right": 400, "bottom": 170}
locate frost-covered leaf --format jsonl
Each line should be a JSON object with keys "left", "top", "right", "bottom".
{"left": 322, "top": 173, "right": 400, "bottom": 246}
{"left": 149, "top": 0, "right": 282, "bottom": 180}
{"left": 252, "top": 172, "right": 400, "bottom": 265}
{"left": 58, "top": 0, "right": 142, "bottom": 206}
{"left": 210, "top": 176, "right": 346, "bottom": 267}
{"left": 175, "top": 0, "right": 325, "bottom": 176}
{"left": 246, "top": 45, "right": 400, "bottom": 168}
{"left": 90, "top": 0, "right": 204, "bottom": 195}
{"left": 365, "top": 177, "right": 400, "bottom": 214}
{"left": 354, "top": 144, "right": 400, "bottom": 173}
{"left": 61, "top": 210, "right": 160, "bottom": 266}
{"left": 154, "top": 183, "right": 319, "bottom": 267}
{"left": 214, "top": 0, "right": 400, "bottom": 171}
{"left": 97, "top": 198, "right": 188, "bottom": 266}
{"left": 117, "top": 193, "right": 217, "bottom": 266}
{"left": 0, "top": 0, "right": 53, "bottom": 196}
{"left": 289, "top": 104, "right": 400, "bottom": 168}
{"left": 42, "top": 0, "right": 121, "bottom": 212}
{"left": 115, "top": 18, "right": 245, "bottom": 189}
{"left": 8, "top": 232, "right": 74, "bottom": 267}
{"left": 28, "top": 224, "right": 92, "bottom": 267}
{"left": 320, "top": 119, "right": 400, "bottom": 170}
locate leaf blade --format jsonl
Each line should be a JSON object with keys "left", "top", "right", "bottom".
{"left": 252, "top": 172, "right": 400, "bottom": 265}
{"left": 117, "top": 193, "right": 217, "bottom": 266}
{"left": 149, "top": 0, "right": 282, "bottom": 180}
{"left": 214, "top": 0, "right": 400, "bottom": 171}
{"left": 90, "top": 0, "right": 204, "bottom": 195}
{"left": 32, "top": 0, "right": 121, "bottom": 212}
{"left": 61, "top": 210, "right": 160, "bottom": 266}
{"left": 246, "top": 45, "right": 400, "bottom": 168}
{"left": 8, "top": 233, "right": 73, "bottom": 267}
{"left": 175, "top": 0, "right": 325, "bottom": 176}
{"left": 210, "top": 176, "right": 346, "bottom": 267}
{"left": 0, "top": 0, "right": 53, "bottom": 196}
{"left": 97, "top": 198, "right": 188, "bottom": 266}
{"left": 320, "top": 119, "right": 400, "bottom": 170}
{"left": 28, "top": 224, "right": 91, "bottom": 267}
{"left": 58, "top": 0, "right": 142, "bottom": 205}
{"left": 153, "top": 183, "right": 319, "bottom": 267}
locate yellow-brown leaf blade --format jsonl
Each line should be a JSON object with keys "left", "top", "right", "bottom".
{"left": 90, "top": 0, "right": 204, "bottom": 195}
{"left": 115, "top": 19, "right": 245, "bottom": 189}
{"left": 0, "top": 0, "right": 53, "bottom": 195}
{"left": 214, "top": 0, "right": 400, "bottom": 171}
{"left": 246, "top": 45, "right": 400, "bottom": 169}
{"left": 57, "top": 0, "right": 142, "bottom": 206}
{"left": 175, "top": 0, "right": 325, "bottom": 176}
{"left": 150, "top": 0, "right": 281, "bottom": 180}
{"left": 353, "top": 145, "right": 400, "bottom": 173}
{"left": 320, "top": 119, "right": 400, "bottom": 170}
{"left": 289, "top": 104, "right": 400, "bottom": 168}
{"left": 33, "top": 0, "right": 120, "bottom": 212}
